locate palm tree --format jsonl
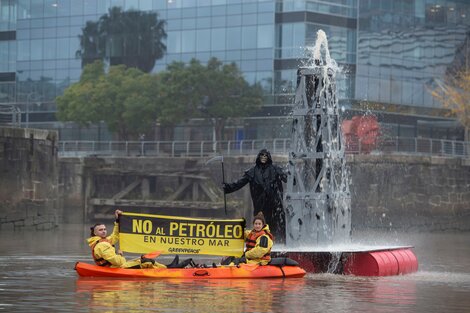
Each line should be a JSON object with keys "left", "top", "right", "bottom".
{"left": 77, "top": 7, "right": 166, "bottom": 73}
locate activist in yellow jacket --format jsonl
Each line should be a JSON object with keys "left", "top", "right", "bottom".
{"left": 221, "top": 212, "right": 274, "bottom": 266}
{"left": 244, "top": 223, "right": 274, "bottom": 265}
{"left": 87, "top": 210, "right": 167, "bottom": 269}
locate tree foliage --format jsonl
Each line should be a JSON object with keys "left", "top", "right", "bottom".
{"left": 431, "top": 31, "right": 470, "bottom": 140}
{"left": 77, "top": 7, "right": 166, "bottom": 73}
{"left": 446, "top": 31, "right": 470, "bottom": 78}
{"left": 430, "top": 70, "right": 470, "bottom": 133}
{"left": 431, "top": 31, "right": 470, "bottom": 137}
{"left": 57, "top": 58, "right": 263, "bottom": 141}
{"left": 56, "top": 61, "right": 159, "bottom": 140}
{"left": 157, "top": 58, "right": 264, "bottom": 140}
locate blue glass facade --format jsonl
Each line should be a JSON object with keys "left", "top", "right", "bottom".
{"left": 356, "top": 0, "right": 470, "bottom": 138}
{"left": 357, "top": 0, "right": 470, "bottom": 106}
{"left": 0, "top": 0, "right": 468, "bottom": 140}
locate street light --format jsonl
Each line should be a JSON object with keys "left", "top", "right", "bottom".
{"left": 199, "top": 95, "right": 217, "bottom": 152}
{"left": 25, "top": 92, "right": 42, "bottom": 129}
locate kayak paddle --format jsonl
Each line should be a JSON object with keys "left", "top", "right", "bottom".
{"left": 143, "top": 250, "right": 162, "bottom": 259}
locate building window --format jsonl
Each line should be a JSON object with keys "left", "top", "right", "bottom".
{"left": 196, "top": 29, "right": 210, "bottom": 52}
{"left": 167, "top": 30, "right": 181, "bottom": 53}
{"left": 0, "top": 0, "right": 17, "bottom": 31}
{"left": 181, "top": 30, "right": 196, "bottom": 53}
{"left": 211, "top": 28, "right": 225, "bottom": 51}
{"left": 257, "top": 24, "right": 273, "bottom": 48}
{"left": 242, "top": 25, "right": 257, "bottom": 49}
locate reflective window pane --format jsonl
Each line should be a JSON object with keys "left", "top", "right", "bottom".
{"left": 257, "top": 25, "right": 273, "bottom": 48}
{"left": 181, "top": 30, "right": 196, "bottom": 53}
{"left": 167, "top": 31, "right": 181, "bottom": 53}
{"left": 242, "top": 25, "right": 256, "bottom": 49}
{"left": 70, "top": 0, "right": 83, "bottom": 16}
{"left": 0, "top": 42, "right": 8, "bottom": 71}
{"left": 211, "top": 28, "right": 225, "bottom": 51}
{"left": 226, "top": 27, "right": 241, "bottom": 50}
{"left": 17, "top": 40, "right": 30, "bottom": 61}
{"left": 196, "top": 29, "right": 210, "bottom": 51}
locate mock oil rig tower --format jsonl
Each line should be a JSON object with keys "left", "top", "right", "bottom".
{"left": 279, "top": 31, "right": 418, "bottom": 276}
{"left": 284, "top": 32, "right": 351, "bottom": 247}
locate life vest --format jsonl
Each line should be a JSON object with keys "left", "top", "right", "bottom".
{"left": 90, "top": 238, "right": 113, "bottom": 267}
{"left": 245, "top": 228, "right": 274, "bottom": 260}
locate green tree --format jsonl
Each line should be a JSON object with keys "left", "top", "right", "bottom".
{"left": 431, "top": 32, "right": 470, "bottom": 141}
{"left": 430, "top": 70, "right": 470, "bottom": 141}
{"left": 158, "top": 58, "right": 264, "bottom": 140}
{"left": 77, "top": 7, "right": 166, "bottom": 73}
{"left": 56, "top": 61, "right": 160, "bottom": 140}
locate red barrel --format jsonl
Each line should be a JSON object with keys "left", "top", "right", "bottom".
{"left": 344, "top": 248, "right": 418, "bottom": 276}
{"left": 390, "top": 248, "right": 418, "bottom": 274}
{"left": 344, "top": 251, "right": 398, "bottom": 276}
{"left": 284, "top": 252, "right": 316, "bottom": 273}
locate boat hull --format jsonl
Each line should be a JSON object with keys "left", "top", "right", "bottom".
{"left": 75, "top": 262, "right": 306, "bottom": 279}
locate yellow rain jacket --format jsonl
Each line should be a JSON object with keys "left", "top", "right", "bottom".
{"left": 244, "top": 224, "right": 274, "bottom": 265}
{"left": 87, "top": 222, "right": 166, "bottom": 269}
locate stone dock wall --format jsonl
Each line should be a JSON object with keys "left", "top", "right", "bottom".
{"left": 1, "top": 125, "right": 469, "bottom": 231}
{"left": 0, "top": 127, "right": 59, "bottom": 230}
{"left": 349, "top": 154, "right": 470, "bottom": 231}
{"left": 222, "top": 154, "right": 470, "bottom": 231}
{"left": 59, "top": 154, "right": 470, "bottom": 231}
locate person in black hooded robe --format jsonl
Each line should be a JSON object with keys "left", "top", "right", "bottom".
{"left": 223, "top": 149, "right": 287, "bottom": 243}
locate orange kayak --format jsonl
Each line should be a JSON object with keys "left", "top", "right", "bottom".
{"left": 75, "top": 261, "right": 306, "bottom": 279}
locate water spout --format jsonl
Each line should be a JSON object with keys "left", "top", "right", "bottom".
{"left": 285, "top": 30, "right": 351, "bottom": 247}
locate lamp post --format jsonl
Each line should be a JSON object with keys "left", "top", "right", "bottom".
{"left": 199, "top": 96, "right": 217, "bottom": 151}
{"left": 25, "top": 92, "right": 41, "bottom": 129}
{"left": 26, "top": 95, "right": 29, "bottom": 128}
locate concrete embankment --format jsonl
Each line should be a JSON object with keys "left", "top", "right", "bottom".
{"left": 59, "top": 154, "right": 470, "bottom": 231}
{"left": 349, "top": 154, "right": 470, "bottom": 231}
{"left": 222, "top": 154, "right": 470, "bottom": 231}
{"left": 1, "top": 126, "right": 469, "bottom": 231}
{"left": 0, "top": 127, "right": 59, "bottom": 230}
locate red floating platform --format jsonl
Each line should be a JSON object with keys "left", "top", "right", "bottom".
{"left": 273, "top": 246, "right": 418, "bottom": 276}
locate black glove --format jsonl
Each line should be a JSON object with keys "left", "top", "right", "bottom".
{"left": 221, "top": 256, "right": 235, "bottom": 265}
{"left": 222, "top": 183, "right": 229, "bottom": 193}
{"left": 233, "top": 255, "right": 246, "bottom": 266}
{"left": 141, "top": 256, "right": 155, "bottom": 264}
{"left": 115, "top": 210, "right": 122, "bottom": 223}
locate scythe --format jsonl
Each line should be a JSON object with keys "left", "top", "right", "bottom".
{"left": 205, "top": 155, "right": 227, "bottom": 215}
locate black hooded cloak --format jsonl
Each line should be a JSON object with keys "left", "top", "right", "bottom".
{"left": 224, "top": 149, "right": 287, "bottom": 243}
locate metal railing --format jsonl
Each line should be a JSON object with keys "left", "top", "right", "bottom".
{"left": 346, "top": 137, "right": 469, "bottom": 157}
{"left": 0, "top": 104, "right": 21, "bottom": 126}
{"left": 58, "top": 137, "right": 470, "bottom": 159}
{"left": 58, "top": 139, "right": 291, "bottom": 157}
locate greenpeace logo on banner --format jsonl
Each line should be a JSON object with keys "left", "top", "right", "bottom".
{"left": 119, "top": 212, "right": 246, "bottom": 256}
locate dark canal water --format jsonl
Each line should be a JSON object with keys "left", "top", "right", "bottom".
{"left": 0, "top": 225, "right": 469, "bottom": 312}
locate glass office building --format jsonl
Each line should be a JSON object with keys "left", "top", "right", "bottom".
{"left": 356, "top": 0, "right": 470, "bottom": 139}
{"left": 0, "top": 0, "right": 469, "bottom": 140}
